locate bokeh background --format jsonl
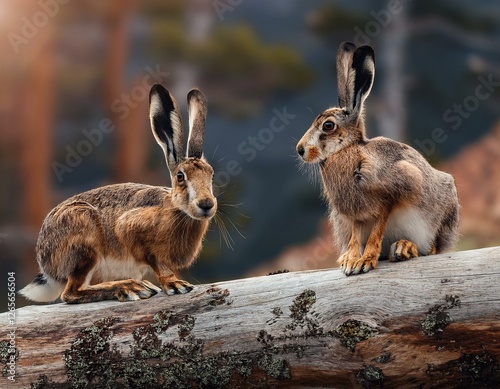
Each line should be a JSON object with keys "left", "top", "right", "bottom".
{"left": 1, "top": 0, "right": 499, "bottom": 309}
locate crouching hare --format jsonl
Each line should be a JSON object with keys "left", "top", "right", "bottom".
{"left": 20, "top": 84, "right": 217, "bottom": 303}
{"left": 296, "top": 42, "right": 459, "bottom": 276}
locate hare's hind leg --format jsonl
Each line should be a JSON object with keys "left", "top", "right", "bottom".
{"left": 389, "top": 240, "right": 419, "bottom": 262}
{"left": 62, "top": 277, "right": 161, "bottom": 304}
{"left": 62, "top": 279, "right": 161, "bottom": 304}
{"left": 60, "top": 245, "right": 160, "bottom": 303}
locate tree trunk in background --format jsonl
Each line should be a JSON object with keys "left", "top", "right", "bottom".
{"left": 375, "top": 4, "right": 408, "bottom": 141}
{"left": 104, "top": 0, "right": 147, "bottom": 183}
{"left": 19, "top": 12, "right": 54, "bottom": 230}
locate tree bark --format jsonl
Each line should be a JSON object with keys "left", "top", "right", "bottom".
{"left": 103, "top": 0, "right": 148, "bottom": 184}
{"left": 2, "top": 247, "right": 500, "bottom": 388}
{"left": 18, "top": 9, "right": 55, "bottom": 230}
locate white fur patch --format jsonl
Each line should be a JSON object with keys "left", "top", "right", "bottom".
{"left": 18, "top": 275, "right": 65, "bottom": 302}
{"left": 360, "top": 206, "right": 434, "bottom": 256}
{"left": 91, "top": 257, "right": 149, "bottom": 284}
{"left": 384, "top": 206, "right": 433, "bottom": 254}
{"left": 186, "top": 179, "right": 197, "bottom": 203}
{"left": 306, "top": 130, "right": 320, "bottom": 147}
{"left": 149, "top": 94, "right": 170, "bottom": 162}
{"left": 187, "top": 103, "right": 198, "bottom": 156}
{"left": 383, "top": 206, "right": 435, "bottom": 255}
{"left": 149, "top": 93, "right": 163, "bottom": 118}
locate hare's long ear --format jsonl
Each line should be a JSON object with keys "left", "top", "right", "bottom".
{"left": 349, "top": 45, "right": 375, "bottom": 119}
{"left": 149, "top": 84, "right": 184, "bottom": 171}
{"left": 336, "top": 41, "right": 357, "bottom": 109}
{"left": 186, "top": 88, "right": 207, "bottom": 159}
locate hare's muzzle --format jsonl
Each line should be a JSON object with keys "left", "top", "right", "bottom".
{"left": 296, "top": 139, "right": 321, "bottom": 163}
{"left": 195, "top": 197, "right": 217, "bottom": 219}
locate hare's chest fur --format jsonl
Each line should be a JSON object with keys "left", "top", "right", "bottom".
{"left": 320, "top": 151, "right": 379, "bottom": 220}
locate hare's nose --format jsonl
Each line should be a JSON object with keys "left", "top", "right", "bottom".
{"left": 297, "top": 145, "right": 305, "bottom": 157}
{"left": 198, "top": 198, "right": 215, "bottom": 211}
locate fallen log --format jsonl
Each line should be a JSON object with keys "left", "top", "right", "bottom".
{"left": 1, "top": 246, "right": 500, "bottom": 388}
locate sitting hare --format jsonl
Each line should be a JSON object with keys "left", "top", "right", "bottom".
{"left": 296, "top": 42, "right": 459, "bottom": 276}
{"left": 20, "top": 84, "right": 217, "bottom": 303}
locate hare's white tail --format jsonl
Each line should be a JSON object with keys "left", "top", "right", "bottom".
{"left": 19, "top": 274, "right": 65, "bottom": 302}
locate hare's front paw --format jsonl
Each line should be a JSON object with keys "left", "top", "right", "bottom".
{"left": 337, "top": 250, "right": 357, "bottom": 268}
{"left": 389, "top": 240, "right": 418, "bottom": 262}
{"left": 342, "top": 253, "right": 378, "bottom": 276}
{"left": 116, "top": 280, "right": 162, "bottom": 301}
{"left": 162, "top": 279, "right": 194, "bottom": 295}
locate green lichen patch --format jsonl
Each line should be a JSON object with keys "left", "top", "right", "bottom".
{"left": 177, "top": 315, "right": 196, "bottom": 339}
{"left": 30, "top": 374, "right": 50, "bottom": 389}
{"left": 256, "top": 329, "right": 306, "bottom": 360}
{"left": 286, "top": 289, "right": 323, "bottom": 337}
{"left": 267, "top": 269, "right": 290, "bottom": 276}
{"left": 266, "top": 307, "right": 284, "bottom": 326}
{"left": 458, "top": 351, "right": 500, "bottom": 386}
{"left": 1, "top": 339, "right": 18, "bottom": 378}
{"left": 289, "top": 289, "right": 316, "bottom": 322}
{"left": 374, "top": 352, "right": 392, "bottom": 364}
{"left": 149, "top": 336, "right": 253, "bottom": 389}
{"left": 258, "top": 353, "right": 291, "bottom": 379}
{"left": 426, "top": 350, "right": 500, "bottom": 386}
{"left": 356, "top": 365, "right": 385, "bottom": 388}
{"left": 272, "top": 307, "right": 283, "bottom": 317}
{"left": 334, "top": 320, "right": 378, "bottom": 352}
{"left": 256, "top": 330, "right": 275, "bottom": 348}
{"left": 152, "top": 309, "right": 174, "bottom": 333}
{"left": 421, "top": 295, "right": 461, "bottom": 337}
{"left": 206, "top": 287, "right": 232, "bottom": 306}
{"left": 421, "top": 309, "right": 451, "bottom": 337}
{"left": 1, "top": 340, "right": 10, "bottom": 377}
{"left": 55, "top": 307, "right": 301, "bottom": 388}
{"left": 63, "top": 316, "right": 120, "bottom": 389}
{"left": 40, "top": 289, "right": 339, "bottom": 388}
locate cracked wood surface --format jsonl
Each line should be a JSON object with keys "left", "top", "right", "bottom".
{"left": 1, "top": 246, "right": 500, "bottom": 388}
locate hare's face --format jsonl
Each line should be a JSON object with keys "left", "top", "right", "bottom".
{"left": 171, "top": 158, "right": 217, "bottom": 220}
{"left": 296, "top": 108, "right": 355, "bottom": 163}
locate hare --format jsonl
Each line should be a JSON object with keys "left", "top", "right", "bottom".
{"left": 20, "top": 84, "right": 217, "bottom": 303}
{"left": 296, "top": 42, "right": 459, "bottom": 276}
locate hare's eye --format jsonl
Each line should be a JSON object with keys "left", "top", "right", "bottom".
{"left": 322, "top": 121, "right": 336, "bottom": 132}
{"left": 176, "top": 172, "right": 185, "bottom": 183}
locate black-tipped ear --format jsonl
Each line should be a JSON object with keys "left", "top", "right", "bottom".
{"left": 186, "top": 88, "right": 207, "bottom": 159}
{"left": 336, "top": 41, "right": 357, "bottom": 109}
{"left": 351, "top": 45, "right": 375, "bottom": 114}
{"left": 149, "top": 84, "right": 184, "bottom": 170}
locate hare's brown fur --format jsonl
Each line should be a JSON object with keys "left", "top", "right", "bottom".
{"left": 297, "top": 43, "right": 459, "bottom": 275}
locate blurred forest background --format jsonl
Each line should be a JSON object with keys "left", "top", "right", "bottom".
{"left": 1, "top": 0, "right": 499, "bottom": 309}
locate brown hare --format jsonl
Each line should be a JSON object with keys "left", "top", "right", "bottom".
{"left": 296, "top": 42, "right": 459, "bottom": 276}
{"left": 20, "top": 84, "right": 217, "bottom": 303}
